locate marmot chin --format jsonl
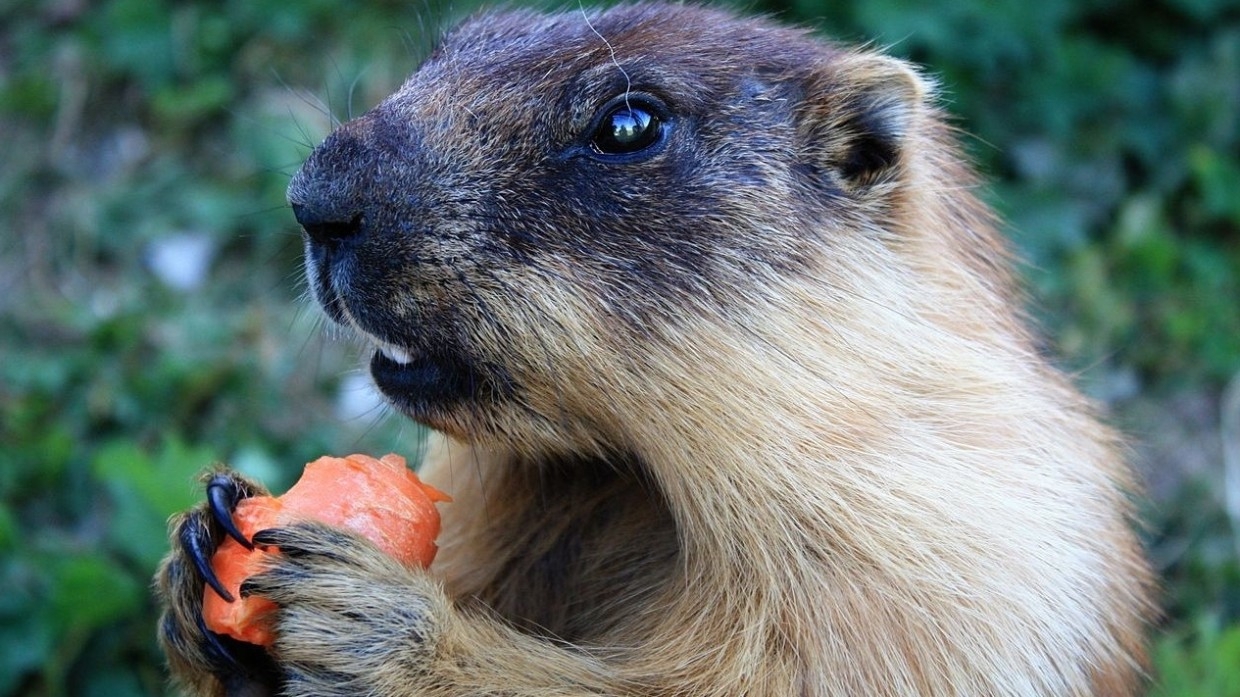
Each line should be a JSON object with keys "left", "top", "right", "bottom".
{"left": 156, "top": 4, "right": 1153, "bottom": 695}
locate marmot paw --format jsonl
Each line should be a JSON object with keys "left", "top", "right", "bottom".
{"left": 239, "top": 522, "right": 442, "bottom": 696}
{"left": 155, "top": 469, "right": 280, "bottom": 697}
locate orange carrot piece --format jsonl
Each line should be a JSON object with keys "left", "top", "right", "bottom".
{"left": 201, "top": 453, "right": 449, "bottom": 646}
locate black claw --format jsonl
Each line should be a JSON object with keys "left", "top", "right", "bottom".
{"left": 196, "top": 611, "right": 284, "bottom": 695}
{"left": 179, "top": 511, "right": 234, "bottom": 603}
{"left": 238, "top": 577, "right": 267, "bottom": 599}
{"left": 252, "top": 524, "right": 366, "bottom": 566}
{"left": 207, "top": 474, "right": 254, "bottom": 550}
{"left": 195, "top": 612, "right": 243, "bottom": 671}
{"left": 249, "top": 527, "right": 287, "bottom": 548}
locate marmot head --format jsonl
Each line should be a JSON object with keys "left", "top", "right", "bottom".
{"left": 288, "top": 3, "right": 970, "bottom": 455}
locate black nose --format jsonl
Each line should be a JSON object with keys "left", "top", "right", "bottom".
{"left": 292, "top": 203, "right": 364, "bottom": 248}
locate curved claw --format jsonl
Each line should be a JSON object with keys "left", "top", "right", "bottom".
{"left": 207, "top": 474, "right": 254, "bottom": 550}
{"left": 194, "top": 607, "right": 284, "bottom": 695}
{"left": 195, "top": 612, "right": 243, "bottom": 671}
{"left": 248, "top": 528, "right": 287, "bottom": 548}
{"left": 179, "top": 511, "right": 234, "bottom": 602}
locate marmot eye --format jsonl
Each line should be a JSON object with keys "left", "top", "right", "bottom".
{"left": 591, "top": 102, "right": 663, "bottom": 155}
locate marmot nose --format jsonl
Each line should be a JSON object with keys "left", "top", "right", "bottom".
{"left": 292, "top": 203, "right": 364, "bottom": 248}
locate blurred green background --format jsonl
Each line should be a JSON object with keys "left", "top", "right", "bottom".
{"left": 1, "top": 0, "right": 1237, "bottom": 694}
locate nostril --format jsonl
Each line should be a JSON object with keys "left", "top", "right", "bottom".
{"left": 293, "top": 204, "right": 364, "bottom": 247}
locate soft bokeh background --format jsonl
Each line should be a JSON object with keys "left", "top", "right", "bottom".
{"left": 1, "top": 0, "right": 1237, "bottom": 694}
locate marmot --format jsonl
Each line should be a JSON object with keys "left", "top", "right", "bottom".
{"left": 156, "top": 4, "right": 1153, "bottom": 695}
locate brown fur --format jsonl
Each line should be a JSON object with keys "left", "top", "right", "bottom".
{"left": 157, "top": 4, "right": 1153, "bottom": 695}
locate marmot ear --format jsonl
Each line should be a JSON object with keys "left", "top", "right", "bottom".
{"left": 797, "top": 53, "right": 929, "bottom": 189}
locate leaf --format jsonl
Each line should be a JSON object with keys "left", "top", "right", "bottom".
{"left": 1189, "top": 145, "right": 1240, "bottom": 223}
{"left": 152, "top": 76, "right": 236, "bottom": 123}
{"left": 92, "top": 437, "right": 220, "bottom": 569}
{"left": 0, "top": 554, "right": 55, "bottom": 695}
{"left": 80, "top": 669, "right": 149, "bottom": 697}
{"left": 46, "top": 553, "right": 143, "bottom": 636}
{"left": 93, "top": 438, "right": 214, "bottom": 521}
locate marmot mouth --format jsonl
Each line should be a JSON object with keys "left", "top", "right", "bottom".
{"left": 370, "top": 348, "right": 473, "bottom": 413}
{"left": 376, "top": 343, "right": 414, "bottom": 366}
{"left": 368, "top": 344, "right": 512, "bottom": 424}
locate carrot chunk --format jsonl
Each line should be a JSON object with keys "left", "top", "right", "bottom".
{"left": 201, "top": 453, "right": 449, "bottom": 646}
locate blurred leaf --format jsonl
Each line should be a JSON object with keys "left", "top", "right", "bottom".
{"left": 1114, "top": 195, "right": 1176, "bottom": 281}
{"left": 80, "top": 670, "right": 148, "bottom": 697}
{"left": 46, "top": 553, "right": 144, "bottom": 635}
{"left": 1152, "top": 617, "right": 1240, "bottom": 697}
{"left": 0, "top": 73, "right": 60, "bottom": 120}
{"left": 0, "top": 610, "right": 54, "bottom": 696}
{"left": 151, "top": 76, "right": 236, "bottom": 124}
{"left": 93, "top": 438, "right": 217, "bottom": 569}
{"left": 1189, "top": 145, "right": 1240, "bottom": 223}
{"left": 0, "top": 505, "right": 16, "bottom": 551}
{"left": 94, "top": 0, "right": 177, "bottom": 90}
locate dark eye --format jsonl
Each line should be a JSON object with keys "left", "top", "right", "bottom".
{"left": 591, "top": 101, "right": 664, "bottom": 155}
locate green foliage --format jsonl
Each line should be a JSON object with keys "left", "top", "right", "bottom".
{"left": 1, "top": 2, "right": 425, "bottom": 692}
{"left": 1152, "top": 618, "right": 1240, "bottom": 697}
{"left": 0, "top": 0, "right": 1237, "bottom": 694}
{"left": 1147, "top": 479, "right": 1240, "bottom": 625}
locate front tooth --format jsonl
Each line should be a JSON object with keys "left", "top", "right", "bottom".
{"left": 381, "top": 344, "right": 413, "bottom": 365}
